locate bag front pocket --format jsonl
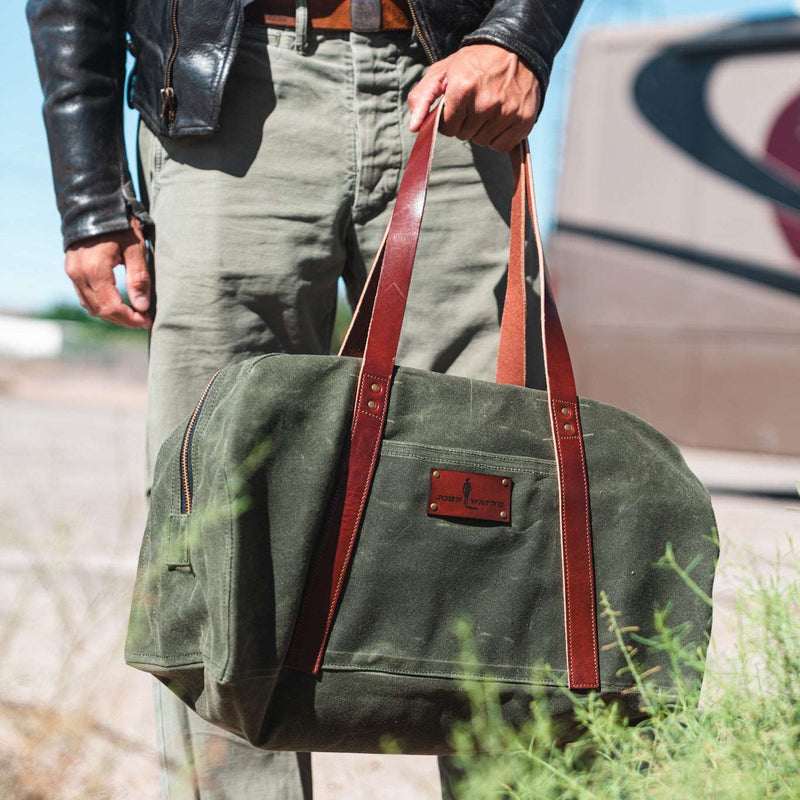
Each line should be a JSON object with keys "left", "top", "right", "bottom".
{"left": 323, "top": 441, "right": 568, "bottom": 686}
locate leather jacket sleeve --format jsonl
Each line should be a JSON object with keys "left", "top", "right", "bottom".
{"left": 26, "top": 0, "right": 150, "bottom": 250}
{"left": 461, "top": 0, "right": 584, "bottom": 96}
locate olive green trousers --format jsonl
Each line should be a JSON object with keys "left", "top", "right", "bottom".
{"left": 139, "top": 20, "right": 540, "bottom": 800}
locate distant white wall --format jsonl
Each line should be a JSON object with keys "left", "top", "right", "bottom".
{"left": 0, "top": 315, "right": 63, "bottom": 359}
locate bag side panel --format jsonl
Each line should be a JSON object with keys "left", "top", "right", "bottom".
{"left": 582, "top": 400, "right": 718, "bottom": 692}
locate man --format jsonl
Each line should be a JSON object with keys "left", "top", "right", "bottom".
{"left": 27, "top": 0, "right": 582, "bottom": 797}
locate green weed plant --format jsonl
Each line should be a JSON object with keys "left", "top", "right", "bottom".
{"left": 447, "top": 550, "right": 800, "bottom": 800}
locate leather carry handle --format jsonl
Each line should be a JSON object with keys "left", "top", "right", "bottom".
{"left": 519, "top": 144, "right": 599, "bottom": 690}
{"left": 338, "top": 144, "right": 528, "bottom": 386}
{"left": 339, "top": 108, "right": 528, "bottom": 387}
{"left": 286, "top": 106, "right": 599, "bottom": 690}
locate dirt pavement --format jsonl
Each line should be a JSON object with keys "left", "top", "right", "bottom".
{"left": 0, "top": 357, "right": 797, "bottom": 798}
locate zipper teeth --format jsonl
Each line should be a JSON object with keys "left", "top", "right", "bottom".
{"left": 162, "top": 0, "right": 180, "bottom": 123}
{"left": 405, "top": 1, "right": 435, "bottom": 64}
{"left": 180, "top": 369, "right": 222, "bottom": 515}
{"left": 166, "top": 0, "right": 179, "bottom": 81}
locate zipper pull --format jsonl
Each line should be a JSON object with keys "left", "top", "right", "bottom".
{"left": 160, "top": 86, "right": 177, "bottom": 124}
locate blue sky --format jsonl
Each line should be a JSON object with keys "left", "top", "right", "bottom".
{"left": 1, "top": 0, "right": 793, "bottom": 312}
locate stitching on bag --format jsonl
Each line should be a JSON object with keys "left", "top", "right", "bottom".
{"left": 170, "top": 457, "right": 178, "bottom": 519}
{"left": 166, "top": 514, "right": 190, "bottom": 567}
{"left": 381, "top": 440, "right": 558, "bottom": 473}
{"left": 320, "top": 666, "right": 642, "bottom": 694}
{"left": 555, "top": 399, "right": 581, "bottom": 440}
{"left": 384, "top": 441, "right": 556, "bottom": 467}
{"left": 353, "top": 373, "right": 368, "bottom": 424}
{"left": 575, "top": 407, "right": 599, "bottom": 687}
{"left": 126, "top": 651, "right": 283, "bottom": 681}
{"left": 332, "top": 414, "right": 383, "bottom": 605}
{"left": 129, "top": 647, "right": 225, "bottom": 672}
{"left": 328, "top": 650, "right": 550, "bottom": 669}
{"left": 166, "top": 457, "right": 187, "bottom": 565}
{"left": 551, "top": 411, "right": 574, "bottom": 682}
{"left": 246, "top": 353, "right": 283, "bottom": 373}
{"left": 222, "top": 470, "right": 235, "bottom": 681}
{"left": 317, "top": 393, "right": 388, "bottom": 667}
{"left": 194, "top": 378, "right": 224, "bottom": 441}
{"left": 552, "top": 398, "right": 599, "bottom": 689}
{"left": 560, "top": 399, "right": 599, "bottom": 688}
{"left": 358, "top": 373, "right": 386, "bottom": 420}
{"left": 381, "top": 451, "right": 555, "bottom": 477}
{"left": 194, "top": 358, "right": 272, "bottom": 448}
{"left": 124, "top": 650, "right": 647, "bottom": 697}
{"left": 322, "top": 661, "right": 568, "bottom": 684}
{"left": 541, "top": 433, "right": 594, "bottom": 442}
{"left": 211, "top": 666, "right": 282, "bottom": 680}
{"left": 127, "top": 650, "right": 204, "bottom": 659}
{"left": 324, "top": 649, "right": 567, "bottom": 674}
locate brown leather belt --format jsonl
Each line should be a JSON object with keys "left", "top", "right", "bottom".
{"left": 244, "top": 0, "right": 414, "bottom": 32}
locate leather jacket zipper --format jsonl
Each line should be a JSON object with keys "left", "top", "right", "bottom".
{"left": 180, "top": 369, "right": 222, "bottom": 514}
{"left": 405, "top": 0, "right": 435, "bottom": 64}
{"left": 160, "top": 0, "right": 180, "bottom": 124}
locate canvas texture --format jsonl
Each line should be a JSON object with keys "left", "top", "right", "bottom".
{"left": 126, "top": 352, "right": 718, "bottom": 754}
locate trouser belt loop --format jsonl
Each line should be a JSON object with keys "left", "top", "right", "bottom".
{"left": 295, "top": 0, "right": 309, "bottom": 53}
{"left": 350, "top": 0, "right": 382, "bottom": 32}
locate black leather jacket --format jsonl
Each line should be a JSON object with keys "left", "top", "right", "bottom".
{"left": 27, "top": 0, "right": 582, "bottom": 249}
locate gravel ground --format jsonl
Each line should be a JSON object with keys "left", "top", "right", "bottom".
{"left": 0, "top": 356, "right": 797, "bottom": 799}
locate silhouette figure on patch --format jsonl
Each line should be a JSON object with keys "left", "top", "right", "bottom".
{"left": 463, "top": 477, "right": 473, "bottom": 508}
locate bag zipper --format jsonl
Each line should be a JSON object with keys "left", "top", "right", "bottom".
{"left": 405, "top": 0, "right": 435, "bottom": 64}
{"left": 160, "top": 0, "right": 180, "bottom": 124}
{"left": 180, "top": 369, "right": 222, "bottom": 514}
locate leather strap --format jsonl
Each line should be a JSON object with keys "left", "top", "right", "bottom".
{"left": 287, "top": 107, "right": 599, "bottom": 690}
{"left": 495, "top": 147, "right": 527, "bottom": 386}
{"left": 521, "top": 145, "right": 598, "bottom": 690}
{"left": 339, "top": 155, "right": 526, "bottom": 386}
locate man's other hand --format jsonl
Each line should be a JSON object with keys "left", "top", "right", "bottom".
{"left": 65, "top": 220, "right": 152, "bottom": 329}
{"left": 408, "top": 44, "right": 542, "bottom": 152}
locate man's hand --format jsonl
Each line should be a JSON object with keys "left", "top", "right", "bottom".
{"left": 65, "top": 219, "right": 152, "bottom": 329}
{"left": 408, "top": 44, "right": 542, "bottom": 152}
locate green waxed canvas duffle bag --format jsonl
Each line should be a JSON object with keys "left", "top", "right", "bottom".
{"left": 125, "top": 106, "right": 718, "bottom": 755}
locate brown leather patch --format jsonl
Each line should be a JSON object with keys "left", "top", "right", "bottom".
{"left": 427, "top": 469, "right": 512, "bottom": 524}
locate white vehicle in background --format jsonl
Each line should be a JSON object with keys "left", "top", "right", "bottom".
{"left": 550, "top": 13, "right": 800, "bottom": 458}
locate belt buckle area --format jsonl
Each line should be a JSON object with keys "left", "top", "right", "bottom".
{"left": 350, "top": 0, "right": 382, "bottom": 32}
